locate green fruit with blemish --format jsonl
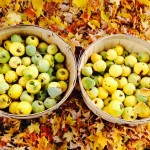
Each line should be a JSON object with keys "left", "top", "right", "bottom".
{"left": 20, "top": 90, "right": 34, "bottom": 103}
{"left": 0, "top": 49, "right": 10, "bottom": 63}
{"left": 32, "top": 100, "right": 45, "bottom": 113}
{"left": 44, "top": 98, "right": 56, "bottom": 109}
{"left": 54, "top": 52, "right": 65, "bottom": 63}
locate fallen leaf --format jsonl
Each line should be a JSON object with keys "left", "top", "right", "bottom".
{"left": 95, "top": 122, "right": 104, "bottom": 132}
{"left": 63, "top": 131, "right": 73, "bottom": 142}
{"left": 37, "top": 136, "right": 49, "bottom": 148}
{"left": 66, "top": 114, "right": 76, "bottom": 126}
{"left": 6, "top": 13, "right": 22, "bottom": 25}
{"left": 109, "top": 0, "right": 121, "bottom": 7}
{"left": 28, "top": 122, "right": 40, "bottom": 134}
{"left": 72, "top": 0, "right": 89, "bottom": 8}
{"left": 0, "top": 134, "right": 11, "bottom": 143}
{"left": 0, "top": 0, "right": 11, "bottom": 8}
{"left": 31, "top": 0, "right": 43, "bottom": 17}
{"left": 94, "top": 131, "right": 108, "bottom": 149}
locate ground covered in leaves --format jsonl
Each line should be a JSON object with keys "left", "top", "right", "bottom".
{"left": 0, "top": 0, "right": 150, "bottom": 149}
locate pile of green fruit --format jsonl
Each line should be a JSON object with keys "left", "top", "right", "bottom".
{"left": 0, "top": 33, "right": 69, "bottom": 115}
{"left": 81, "top": 45, "right": 150, "bottom": 121}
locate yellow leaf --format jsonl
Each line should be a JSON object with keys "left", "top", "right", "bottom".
{"left": 0, "top": 0, "right": 11, "bottom": 8}
{"left": 52, "top": 0, "right": 63, "bottom": 3}
{"left": 15, "top": 0, "right": 20, "bottom": 12}
{"left": 137, "top": 0, "right": 150, "bottom": 7}
{"left": 88, "top": 134, "right": 98, "bottom": 142}
{"left": 109, "top": 0, "right": 121, "bottom": 7}
{"left": 6, "top": 13, "right": 22, "bottom": 25}
{"left": 131, "top": 140, "right": 145, "bottom": 150}
{"left": 0, "top": 1, "right": 6, "bottom": 8}
{"left": 88, "top": 20, "right": 100, "bottom": 29}
{"left": 95, "top": 122, "right": 104, "bottom": 132}
{"left": 118, "top": 12, "right": 132, "bottom": 19}
{"left": 141, "top": 20, "right": 149, "bottom": 30}
{"left": 66, "top": 114, "right": 76, "bottom": 126}
{"left": 37, "top": 136, "right": 49, "bottom": 148}
{"left": 72, "top": 0, "right": 89, "bottom": 8}
{"left": 94, "top": 131, "right": 108, "bottom": 149}
{"left": 63, "top": 131, "right": 73, "bottom": 142}
{"left": 1, "top": 134, "right": 11, "bottom": 142}
{"left": 31, "top": 0, "right": 43, "bottom": 17}
{"left": 51, "top": 115, "right": 62, "bottom": 135}
{"left": 13, "top": 133, "right": 26, "bottom": 145}
{"left": 101, "top": 11, "right": 110, "bottom": 23}
{"left": 28, "top": 122, "right": 40, "bottom": 134}
{"left": 147, "top": 122, "right": 150, "bottom": 131}
{"left": 5, "top": 0, "right": 11, "bottom": 6}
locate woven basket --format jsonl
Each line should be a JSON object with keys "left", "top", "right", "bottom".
{"left": 78, "top": 34, "right": 150, "bottom": 125}
{"left": 0, "top": 25, "right": 77, "bottom": 119}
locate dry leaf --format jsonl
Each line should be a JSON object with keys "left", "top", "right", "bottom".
{"left": 72, "top": 0, "right": 89, "bottom": 8}
{"left": 94, "top": 131, "right": 108, "bottom": 149}
{"left": 0, "top": 134, "right": 11, "bottom": 143}
{"left": 63, "top": 131, "right": 73, "bottom": 142}
{"left": 66, "top": 114, "right": 76, "bottom": 126}
{"left": 109, "top": 0, "right": 121, "bottom": 7}
{"left": 31, "top": 0, "right": 43, "bottom": 17}
{"left": 0, "top": 0, "right": 11, "bottom": 8}
{"left": 6, "top": 13, "right": 22, "bottom": 25}
{"left": 28, "top": 122, "right": 40, "bottom": 134}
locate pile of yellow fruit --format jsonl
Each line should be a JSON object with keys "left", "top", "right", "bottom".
{"left": 0, "top": 33, "right": 69, "bottom": 115}
{"left": 81, "top": 45, "right": 150, "bottom": 121}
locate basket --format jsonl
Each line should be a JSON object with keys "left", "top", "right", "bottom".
{"left": 78, "top": 34, "right": 150, "bottom": 125}
{"left": 0, "top": 25, "right": 77, "bottom": 119}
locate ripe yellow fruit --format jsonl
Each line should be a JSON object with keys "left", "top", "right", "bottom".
{"left": 124, "top": 95, "right": 137, "bottom": 107}
{"left": 92, "top": 98, "right": 104, "bottom": 109}
{"left": 106, "top": 49, "right": 117, "bottom": 61}
{"left": 116, "top": 77, "right": 128, "bottom": 89}
{"left": 8, "top": 84, "right": 23, "bottom": 99}
{"left": 5, "top": 70, "right": 18, "bottom": 84}
{"left": 109, "top": 64, "right": 122, "bottom": 77}
{"left": 0, "top": 94, "right": 12, "bottom": 109}
{"left": 26, "top": 79, "right": 41, "bottom": 94}
{"left": 9, "top": 42, "right": 25, "bottom": 56}
{"left": 91, "top": 53, "right": 102, "bottom": 63}
{"left": 134, "top": 102, "right": 150, "bottom": 118}
{"left": 98, "top": 87, "right": 108, "bottom": 99}
{"left": 93, "top": 60, "right": 106, "bottom": 72}
{"left": 102, "top": 77, "right": 118, "bottom": 93}
{"left": 121, "top": 66, "right": 131, "bottom": 77}
{"left": 123, "top": 83, "right": 136, "bottom": 95}
{"left": 134, "top": 62, "right": 149, "bottom": 76}
{"left": 111, "top": 90, "right": 125, "bottom": 102}
{"left": 18, "top": 76, "right": 29, "bottom": 88}
{"left": 9, "top": 101, "right": 19, "bottom": 114}
{"left": 16, "top": 65, "right": 26, "bottom": 76}
{"left": 124, "top": 55, "right": 137, "bottom": 68}
{"left": 16, "top": 101, "right": 32, "bottom": 115}
{"left": 114, "top": 45, "right": 124, "bottom": 56}
{"left": 114, "top": 56, "right": 124, "bottom": 65}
